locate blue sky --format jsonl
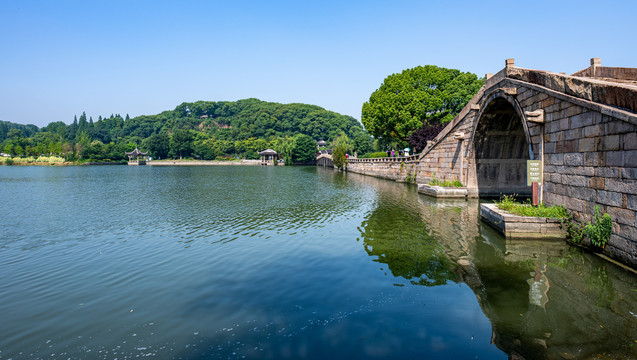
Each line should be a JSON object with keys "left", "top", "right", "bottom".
{"left": 1, "top": 0, "right": 635, "bottom": 128}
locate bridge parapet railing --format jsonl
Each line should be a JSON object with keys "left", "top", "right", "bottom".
{"left": 348, "top": 155, "right": 420, "bottom": 164}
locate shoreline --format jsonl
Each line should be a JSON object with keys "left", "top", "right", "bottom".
{"left": 2, "top": 161, "right": 122, "bottom": 166}
{"left": 148, "top": 159, "right": 262, "bottom": 166}
{"left": 1, "top": 159, "right": 264, "bottom": 166}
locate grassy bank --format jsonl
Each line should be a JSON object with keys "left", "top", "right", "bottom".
{"left": 496, "top": 195, "right": 569, "bottom": 218}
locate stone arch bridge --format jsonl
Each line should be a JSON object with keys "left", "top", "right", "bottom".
{"left": 346, "top": 58, "right": 637, "bottom": 267}
{"left": 316, "top": 152, "right": 334, "bottom": 167}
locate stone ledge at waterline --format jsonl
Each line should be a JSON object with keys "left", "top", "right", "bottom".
{"left": 480, "top": 203, "right": 567, "bottom": 239}
{"left": 417, "top": 184, "right": 479, "bottom": 198}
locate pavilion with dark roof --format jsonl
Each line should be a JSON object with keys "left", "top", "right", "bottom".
{"left": 125, "top": 147, "right": 149, "bottom": 165}
{"left": 258, "top": 149, "right": 278, "bottom": 165}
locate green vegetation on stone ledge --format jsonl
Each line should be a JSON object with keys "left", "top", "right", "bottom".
{"left": 429, "top": 179, "right": 464, "bottom": 188}
{"left": 496, "top": 195, "right": 569, "bottom": 218}
{"left": 497, "top": 197, "right": 614, "bottom": 248}
{"left": 428, "top": 173, "right": 463, "bottom": 188}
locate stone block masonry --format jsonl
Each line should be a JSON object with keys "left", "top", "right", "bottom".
{"left": 345, "top": 58, "right": 637, "bottom": 269}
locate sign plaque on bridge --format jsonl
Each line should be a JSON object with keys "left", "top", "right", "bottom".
{"left": 527, "top": 160, "right": 542, "bottom": 186}
{"left": 527, "top": 160, "right": 543, "bottom": 205}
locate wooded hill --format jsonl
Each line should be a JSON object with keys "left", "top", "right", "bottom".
{"left": 1, "top": 98, "right": 372, "bottom": 161}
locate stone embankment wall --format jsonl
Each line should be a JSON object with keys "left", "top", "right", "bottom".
{"left": 346, "top": 59, "right": 637, "bottom": 268}
{"left": 347, "top": 156, "right": 420, "bottom": 183}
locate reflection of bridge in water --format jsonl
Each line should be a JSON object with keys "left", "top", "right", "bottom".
{"left": 342, "top": 170, "right": 637, "bottom": 360}
{"left": 341, "top": 58, "right": 637, "bottom": 269}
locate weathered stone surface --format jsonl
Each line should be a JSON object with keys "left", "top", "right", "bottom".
{"left": 602, "top": 135, "right": 621, "bottom": 151}
{"left": 572, "top": 166, "right": 595, "bottom": 176}
{"left": 562, "top": 175, "right": 588, "bottom": 187}
{"left": 583, "top": 124, "right": 603, "bottom": 138}
{"left": 607, "top": 207, "right": 636, "bottom": 226}
{"left": 565, "top": 77, "right": 593, "bottom": 101}
{"left": 595, "top": 167, "right": 620, "bottom": 178}
{"left": 605, "top": 178, "right": 637, "bottom": 194}
{"left": 544, "top": 142, "right": 556, "bottom": 153}
{"left": 597, "top": 190, "right": 623, "bottom": 207}
{"left": 578, "top": 137, "right": 598, "bottom": 152}
{"left": 617, "top": 224, "right": 637, "bottom": 246}
{"left": 570, "top": 112, "right": 594, "bottom": 128}
{"left": 606, "top": 120, "right": 635, "bottom": 135}
{"left": 589, "top": 177, "right": 605, "bottom": 190}
{"left": 584, "top": 152, "right": 603, "bottom": 166}
{"left": 624, "top": 132, "right": 637, "bottom": 150}
{"left": 556, "top": 140, "right": 578, "bottom": 152}
{"left": 542, "top": 97, "right": 555, "bottom": 107}
{"left": 564, "top": 153, "right": 584, "bottom": 166}
{"left": 605, "top": 151, "right": 624, "bottom": 167}
{"left": 622, "top": 168, "right": 637, "bottom": 180}
{"left": 625, "top": 150, "right": 637, "bottom": 167}
{"left": 564, "top": 197, "right": 586, "bottom": 212}
{"left": 546, "top": 153, "right": 564, "bottom": 166}
{"left": 568, "top": 186, "right": 596, "bottom": 201}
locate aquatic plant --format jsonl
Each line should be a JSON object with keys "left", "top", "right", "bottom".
{"left": 584, "top": 206, "right": 613, "bottom": 248}
{"left": 562, "top": 213, "right": 585, "bottom": 243}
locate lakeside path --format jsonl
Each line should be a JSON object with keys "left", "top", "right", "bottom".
{"left": 148, "top": 159, "right": 262, "bottom": 166}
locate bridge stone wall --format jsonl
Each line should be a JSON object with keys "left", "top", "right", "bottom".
{"left": 503, "top": 67, "right": 637, "bottom": 266}
{"left": 346, "top": 59, "right": 637, "bottom": 268}
{"left": 523, "top": 94, "right": 637, "bottom": 265}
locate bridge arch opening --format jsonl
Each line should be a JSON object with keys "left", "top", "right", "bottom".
{"left": 471, "top": 96, "right": 532, "bottom": 197}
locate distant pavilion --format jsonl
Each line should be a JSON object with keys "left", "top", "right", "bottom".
{"left": 258, "top": 149, "right": 278, "bottom": 165}
{"left": 125, "top": 147, "right": 149, "bottom": 165}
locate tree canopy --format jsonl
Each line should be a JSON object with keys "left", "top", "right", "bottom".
{"left": 292, "top": 134, "right": 318, "bottom": 164}
{"left": 361, "top": 65, "right": 483, "bottom": 144}
{"left": 331, "top": 133, "right": 352, "bottom": 169}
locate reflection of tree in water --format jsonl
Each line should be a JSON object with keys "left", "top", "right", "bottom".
{"left": 347, "top": 171, "right": 637, "bottom": 359}
{"left": 584, "top": 267, "right": 616, "bottom": 307}
{"left": 358, "top": 201, "right": 459, "bottom": 286}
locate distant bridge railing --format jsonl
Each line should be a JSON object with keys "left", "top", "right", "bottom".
{"left": 347, "top": 155, "right": 420, "bottom": 164}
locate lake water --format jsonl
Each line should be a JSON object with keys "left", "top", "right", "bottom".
{"left": 0, "top": 165, "right": 635, "bottom": 360}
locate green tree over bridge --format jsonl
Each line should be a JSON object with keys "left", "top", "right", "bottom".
{"left": 361, "top": 65, "right": 483, "bottom": 147}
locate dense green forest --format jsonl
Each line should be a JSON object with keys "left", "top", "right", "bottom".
{"left": 1, "top": 98, "right": 372, "bottom": 162}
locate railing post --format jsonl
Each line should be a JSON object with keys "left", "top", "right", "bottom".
{"left": 590, "top": 57, "right": 601, "bottom": 77}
